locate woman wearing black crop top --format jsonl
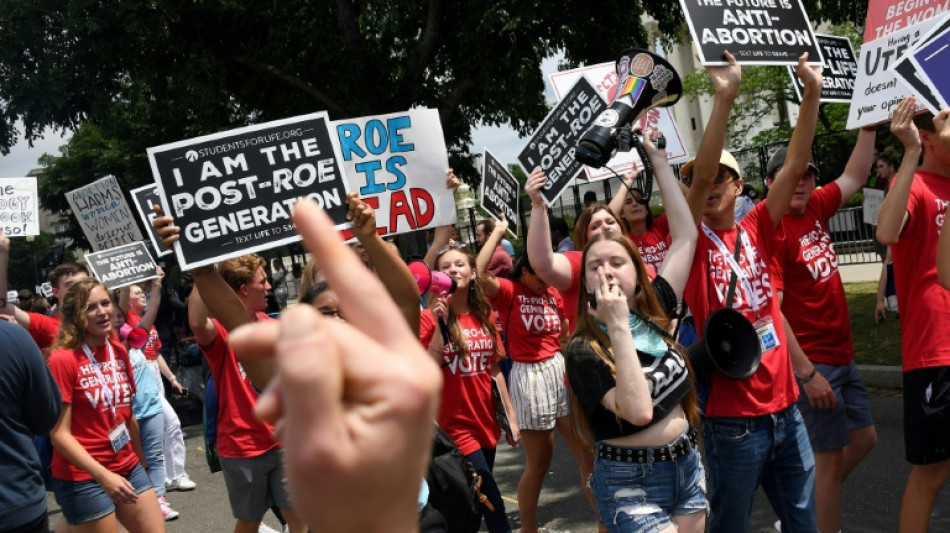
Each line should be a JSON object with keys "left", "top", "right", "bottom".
{"left": 564, "top": 130, "right": 706, "bottom": 533}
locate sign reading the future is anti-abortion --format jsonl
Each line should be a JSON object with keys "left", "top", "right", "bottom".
{"left": 66, "top": 175, "right": 144, "bottom": 251}
{"left": 678, "top": 0, "right": 823, "bottom": 66}
{"left": 517, "top": 76, "right": 606, "bottom": 206}
{"left": 334, "top": 108, "right": 456, "bottom": 238}
{"left": 147, "top": 112, "right": 348, "bottom": 270}
{"left": 0, "top": 177, "right": 39, "bottom": 237}
{"left": 85, "top": 241, "right": 159, "bottom": 290}
{"left": 480, "top": 149, "right": 519, "bottom": 238}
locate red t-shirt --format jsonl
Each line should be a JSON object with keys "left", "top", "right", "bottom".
{"left": 199, "top": 317, "right": 279, "bottom": 459}
{"left": 47, "top": 340, "right": 140, "bottom": 481}
{"left": 491, "top": 278, "right": 564, "bottom": 363}
{"left": 125, "top": 310, "right": 162, "bottom": 361}
{"left": 891, "top": 171, "right": 950, "bottom": 371}
{"left": 772, "top": 183, "right": 853, "bottom": 366}
{"left": 419, "top": 310, "right": 501, "bottom": 455}
{"left": 487, "top": 245, "right": 513, "bottom": 279}
{"left": 683, "top": 202, "right": 798, "bottom": 417}
{"left": 27, "top": 312, "right": 60, "bottom": 351}
{"left": 629, "top": 214, "right": 671, "bottom": 275}
{"left": 560, "top": 251, "right": 583, "bottom": 334}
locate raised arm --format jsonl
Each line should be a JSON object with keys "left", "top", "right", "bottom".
{"left": 765, "top": 53, "right": 822, "bottom": 227}
{"left": 648, "top": 130, "right": 697, "bottom": 298}
{"left": 422, "top": 170, "right": 461, "bottom": 269}
{"left": 474, "top": 215, "right": 507, "bottom": 299}
{"left": 525, "top": 169, "right": 574, "bottom": 290}
{"left": 347, "top": 192, "right": 421, "bottom": 332}
{"left": 877, "top": 97, "right": 920, "bottom": 245}
{"left": 834, "top": 127, "right": 878, "bottom": 204}
{"left": 608, "top": 172, "right": 635, "bottom": 221}
{"left": 186, "top": 283, "right": 218, "bottom": 347}
{"left": 685, "top": 51, "right": 742, "bottom": 225}
{"left": 0, "top": 230, "right": 32, "bottom": 329}
{"left": 134, "top": 268, "right": 164, "bottom": 330}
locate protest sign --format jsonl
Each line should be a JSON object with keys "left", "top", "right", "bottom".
{"left": 85, "top": 241, "right": 159, "bottom": 290}
{"left": 846, "top": 17, "right": 940, "bottom": 128}
{"left": 548, "top": 63, "right": 689, "bottom": 180}
{"left": 6, "top": 290, "right": 16, "bottom": 304}
{"left": 891, "top": 51, "right": 945, "bottom": 112}
{"left": 517, "top": 76, "right": 606, "bottom": 206}
{"left": 864, "top": 0, "right": 949, "bottom": 42}
{"left": 147, "top": 112, "right": 348, "bottom": 270}
{"left": 40, "top": 282, "right": 53, "bottom": 298}
{"left": 910, "top": 15, "right": 950, "bottom": 109}
{"left": 66, "top": 175, "right": 144, "bottom": 251}
{"left": 480, "top": 149, "right": 519, "bottom": 238}
{"left": 130, "top": 184, "right": 173, "bottom": 258}
{"left": 0, "top": 177, "right": 39, "bottom": 237}
{"left": 787, "top": 34, "right": 859, "bottom": 103}
{"left": 863, "top": 188, "right": 886, "bottom": 225}
{"left": 334, "top": 108, "right": 455, "bottom": 238}
{"left": 678, "top": 0, "right": 823, "bottom": 66}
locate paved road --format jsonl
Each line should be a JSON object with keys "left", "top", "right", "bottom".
{"left": 44, "top": 388, "right": 950, "bottom": 532}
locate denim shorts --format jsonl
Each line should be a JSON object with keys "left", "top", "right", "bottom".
{"left": 796, "top": 361, "right": 875, "bottom": 453}
{"left": 589, "top": 436, "right": 707, "bottom": 533}
{"left": 51, "top": 463, "right": 151, "bottom": 525}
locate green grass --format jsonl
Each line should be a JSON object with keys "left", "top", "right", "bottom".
{"left": 845, "top": 282, "right": 903, "bottom": 366}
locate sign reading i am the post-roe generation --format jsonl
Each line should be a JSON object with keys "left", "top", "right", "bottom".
{"left": 480, "top": 149, "right": 520, "bottom": 238}
{"left": 147, "top": 112, "right": 348, "bottom": 270}
{"left": 517, "top": 76, "right": 605, "bottom": 206}
{"left": 678, "top": 0, "right": 823, "bottom": 66}
{"left": 85, "top": 241, "right": 159, "bottom": 290}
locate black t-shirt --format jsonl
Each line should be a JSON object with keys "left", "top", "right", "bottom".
{"left": 565, "top": 276, "right": 692, "bottom": 441}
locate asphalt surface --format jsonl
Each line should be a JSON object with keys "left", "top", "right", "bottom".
{"left": 44, "top": 387, "right": 950, "bottom": 532}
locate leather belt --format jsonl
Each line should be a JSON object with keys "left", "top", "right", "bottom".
{"left": 597, "top": 429, "right": 697, "bottom": 463}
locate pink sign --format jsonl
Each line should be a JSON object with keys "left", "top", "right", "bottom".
{"left": 864, "top": 0, "right": 948, "bottom": 42}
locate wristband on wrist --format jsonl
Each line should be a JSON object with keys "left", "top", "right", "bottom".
{"left": 801, "top": 366, "right": 818, "bottom": 384}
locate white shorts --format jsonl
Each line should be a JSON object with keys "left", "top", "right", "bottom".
{"left": 510, "top": 353, "right": 570, "bottom": 431}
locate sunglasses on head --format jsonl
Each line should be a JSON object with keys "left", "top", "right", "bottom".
{"left": 437, "top": 242, "right": 468, "bottom": 255}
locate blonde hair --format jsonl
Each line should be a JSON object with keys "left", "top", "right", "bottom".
{"left": 53, "top": 278, "right": 112, "bottom": 351}
{"left": 219, "top": 254, "right": 266, "bottom": 293}
{"left": 298, "top": 259, "right": 325, "bottom": 300}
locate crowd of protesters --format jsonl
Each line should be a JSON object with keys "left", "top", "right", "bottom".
{"left": 2, "top": 50, "right": 950, "bottom": 533}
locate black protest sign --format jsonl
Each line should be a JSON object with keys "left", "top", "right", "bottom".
{"left": 130, "top": 184, "right": 172, "bottom": 258}
{"left": 85, "top": 241, "right": 159, "bottom": 290}
{"left": 147, "top": 112, "right": 348, "bottom": 270}
{"left": 480, "top": 149, "right": 520, "bottom": 238}
{"left": 679, "top": 0, "right": 823, "bottom": 66}
{"left": 788, "top": 34, "right": 858, "bottom": 103}
{"left": 517, "top": 76, "right": 605, "bottom": 206}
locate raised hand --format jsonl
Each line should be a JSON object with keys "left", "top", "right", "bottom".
{"left": 794, "top": 52, "right": 823, "bottom": 94}
{"left": 890, "top": 97, "right": 921, "bottom": 151}
{"left": 706, "top": 50, "right": 742, "bottom": 100}
{"left": 345, "top": 192, "right": 377, "bottom": 239}
{"left": 525, "top": 169, "right": 547, "bottom": 206}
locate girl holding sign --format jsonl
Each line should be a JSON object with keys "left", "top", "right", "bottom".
{"left": 475, "top": 214, "right": 595, "bottom": 533}
{"left": 47, "top": 278, "right": 164, "bottom": 532}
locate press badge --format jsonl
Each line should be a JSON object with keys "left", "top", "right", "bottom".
{"left": 754, "top": 317, "right": 780, "bottom": 353}
{"left": 109, "top": 422, "right": 131, "bottom": 453}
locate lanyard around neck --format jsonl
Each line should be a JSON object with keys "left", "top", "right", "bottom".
{"left": 81, "top": 342, "right": 120, "bottom": 419}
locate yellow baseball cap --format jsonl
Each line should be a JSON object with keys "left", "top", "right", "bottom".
{"left": 680, "top": 150, "right": 742, "bottom": 181}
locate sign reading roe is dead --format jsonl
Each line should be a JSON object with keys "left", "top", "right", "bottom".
{"left": 679, "top": 0, "right": 823, "bottom": 66}
{"left": 147, "top": 112, "right": 348, "bottom": 270}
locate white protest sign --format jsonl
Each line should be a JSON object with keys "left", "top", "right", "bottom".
{"left": 66, "top": 175, "right": 144, "bottom": 251}
{"left": 40, "top": 282, "right": 53, "bottom": 298}
{"left": 846, "top": 17, "right": 940, "bottom": 129}
{"left": 863, "top": 188, "right": 886, "bottom": 225}
{"left": 0, "top": 177, "right": 39, "bottom": 237}
{"left": 147, "top": 112, "right": 348, "bottom": 270}
{"left": 333, "top": 108, "right": 455, "bottom": 237}
{"left": 6, "top": 290, "right": 16, "bottom": 304}
{"left": 549, "top": 63, "right": 689, "bottom": 180}
{"left": 85, "top": 241, "right": 159, "bottom": 290}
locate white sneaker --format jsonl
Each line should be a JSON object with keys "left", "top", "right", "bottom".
{"left": 257, "top": 524, "right": 281, "bottom": 533}
{"left": 159, "top": 496, "right": 180, "bottom": 521}
{"left": 166, "top": 473, "right": 196, "bottom": 491}
{"left": 774, "top": 519, "right": 782, "bottom": 532}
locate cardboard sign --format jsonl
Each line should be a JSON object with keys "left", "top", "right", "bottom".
{"left": 333, "top": 108, "right": 456, "bottom": 237}
{"left": 66, "top": 175, "right": 144, "bottom": 251}
{"left": 480, "top": 149, "right": 519, "bottom": 238}
{"left": 85, "top": 241, "right": 159, "bottom": 290}
{"left": 787, "top": 34, "right": 859, "bottom": 103}
{"left": 863, "top": 0, "right": 949, "bottom": 42}
{"left": 678, "top": 0, "right": 823, "bottom": 66}
{"left": 548, "top": 63, "right": 689, "bottom": 180}
{"left": 517, "top": 76, "right": 606, "bottom": 206}
{"left": 847, "top": 17, "right": 940, "bottom": 128}
{"left": 0, "top": 177, "right": 39, "bottom": 237}
{"left": 863, "top": 188, "right": 886, "bottom": 225}
{"left": 40, "top": 282, "right": 53, "bottom": 298}
{"left": 147, "top": 112, "right": 348, "bottom": 270}
{"left": 130, "top": 184, "right": 173, "bottom": 258}
{"left": 910, "top": 15, "right": 950, "bottom": 109}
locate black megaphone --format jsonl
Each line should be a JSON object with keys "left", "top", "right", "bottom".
{"left": 686, "top": 308, "right": 762, "bottom": 381}
{"left": 575, "top": 48, "right": 683, "bottom": 168}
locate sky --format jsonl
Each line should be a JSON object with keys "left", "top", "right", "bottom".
{"left": 0, "top": 126, "right": 69, "bottom": 177}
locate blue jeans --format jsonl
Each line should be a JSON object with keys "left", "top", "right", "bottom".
{"left": 139, "top": 413, "right": 166, "bottom": 497}
{"left": 590, "top": 444, "right": 707, "bottom": 533}
{"left": 52, "top": 463, "right": 151, "bottom": 525}
{"left": 704, "top": 404, "right": 817, "bottom": 533}
{"left": 465, "top": 448, "right": 510, "bottom": 533}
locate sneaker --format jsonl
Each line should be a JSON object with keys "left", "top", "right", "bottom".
{"left": 159, "top": 496, "right": 180, "bottom": 521}
{"left": 166, "top": 473, "right": 196, "bottom": 491}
